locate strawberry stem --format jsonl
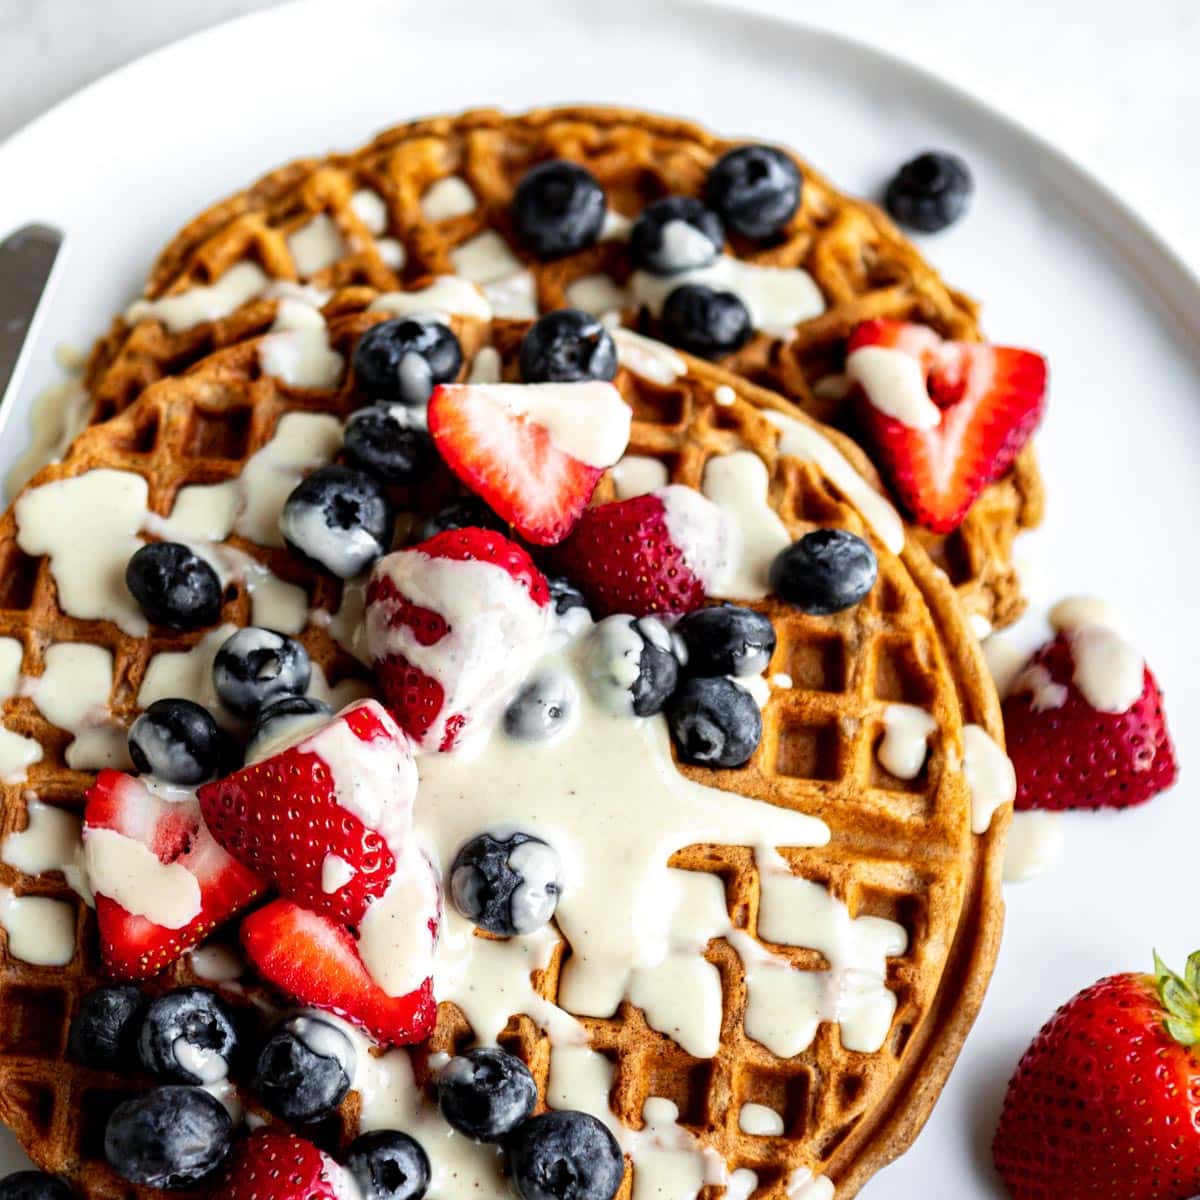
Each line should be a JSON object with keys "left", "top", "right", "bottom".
{"left": 1154, "top": 950, "right": 1200, "bottom": 1046}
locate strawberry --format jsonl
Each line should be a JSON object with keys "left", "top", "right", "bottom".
{"left": 241, "top": 897, "right": 436, "bottom": 1046}
{"left": 198, "top": 700, "right": 416, "bottom": 925}
{"left": 428, "top": 380, "right": 631, "bottom": 544}
{"left": 220, "top": 1129, "right": 353, "bottom": 1200}
{"left": 848, "top": 318, "right": 1047, "bottom": 533}
{"left": 365, "top": 527, "right": 551, "bottom": 751}
{"left": 550, "top": 486, "right": 731, "bottom": 618}
{"left": 1003, "top": 632, "right": 1177, "bottom": 811}
{"left": 83, "top": 770, "right": 263, "bottom": 980}
{"left": 994, "top": 950, "right": 1200, "bottom": 1199}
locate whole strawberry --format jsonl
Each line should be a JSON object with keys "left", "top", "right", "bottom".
{"left": 994, "top": 951, "right": 1200, "bottom": 1199}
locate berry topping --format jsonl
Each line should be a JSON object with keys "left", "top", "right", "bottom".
{"left": 104, "top": 1086, "right": 231, "bottom": 1189}
{"left": 507, "top": 1110, "right": 624, "bottom": 1200}
{"left": 128, "top": 698, "right": 222, "bottom": 785}
{"left": 353, "top": 317, "right": 463, "bottom": 407}
{"left": 581, "top": 615, "right": 679, "bottom": 716}
{"left": 706, "top": 144, "right": 802, "bottom": 240}
{"left": 212, "top": 627, "right": 311, "bottom": 719}
{"left": 346, "top": 1130, "right": 431, "bottom": 1200}
{"left": 660, "top": 284, "right": 753, "bottom": 359}
{"left": 666, "top": 676, "right": 762, "bottom": 768}
{"left": 137, "top": 987, "right": 239, "bottom": 1085}
{"left": 0, "top": 1173, "right": 74, "bottom": 1200}
{"left": 246, "top": 694, "right": 332, "bottom": 762}
{"left": 345, "top": 404, "right": 435, "bottom": 485}
{"left": 884, "top": 151, "right": 972, "bottom": 233}
{"left": 519, "top": 309, "right": 618, "bottom": 384}
{"left": 281, "top": 464, "right": 394, "bottom": 578}
{"left": 676, "top": 604, "right": 776, "bottom": 677}
{"left": 220, "top": 1129, "right": 351, "bottom": 1200}
{"left": 428, "top": 381, "right": 630, "bottom": 545}
{"left": 630, "top": 196, "right": 724, "bottom": 275}
{"left": 438, "top": 1047, "right": 538, "bottom": 1142}
{"left": 418, "top": 496, "right": 507, "bottom": 541}
{"left": 125, "top": 542, "right": 221, "bottom": 630}
{"left": 253, "top": 1013, "right": 356, "bottom": 1123}
{"left": 769, "top": 529, "right": 878, "bottom": 615}
{"left": 68, "top": 984, "right": 146, "bottom": 1072}
{"left": 450, "top": 832, "right": 562, "bottom": 937}
{"left": 513, "top": 160, "right": 607, "bottom": 260}
{"left": 504, "top": 670, "right": 578, "bottom": 741}
{"left": 546, "top": 575, "right": 590, "bottom": 619}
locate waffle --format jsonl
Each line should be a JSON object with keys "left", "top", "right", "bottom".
{"left": 0, "top": 309, "right": 1008, "bottom": 1199}
{"left": 76, "top": 106, "right": 1041, "bottom": 630}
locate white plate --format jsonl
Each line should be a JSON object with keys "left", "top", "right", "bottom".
{"left": 0, "top": 1, "right": 1197, "bottom": 1194}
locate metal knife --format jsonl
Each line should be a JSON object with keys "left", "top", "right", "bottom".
{"left": 0, "top": 223, "right": 65, "bottom": 405}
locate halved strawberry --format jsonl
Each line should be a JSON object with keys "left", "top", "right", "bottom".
{"left": 221, "top": 1129, "right": 353, "bottom": 1200}
{"left": 428, "top": 381, "right": 631, "bottom": 544}
{"left": 198, "top": 700, "right": 415, "bottom": 926}
{"left": 848, "top": 318, "right": 1047, "bottom": 533}
{"left": 83, "top": 770, "right": 264, "bottom": 980}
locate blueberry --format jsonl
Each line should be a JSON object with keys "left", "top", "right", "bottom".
{"left": 212, "top": 627, "right": 311, "bottom": 718}
{"left": 630, "top": 196, "right": 724, "bottom": 275}
{"left": 280, "top": 464, "right": 394, "bottom": 579}
{"left": 450, "top": 832, "right": 561, "bottom": 936}
{"left": 105, "top": 1086, "right": 230, "bottom": 1189}
{"left": 706, "top": 145, "right": 802, "bottom": 240}
{"left": 519, "top": 310, "right": 617, "bottom": 384}
{"left": 676, "top": 605, "right": 776, "bottom": 678}
{"left": 660, "top": 285, "right": 752, "bottom": 359}
{"left": 346, "top": 1130, "right": 430, "bottom": 1200}
{"left": 137, "top": 988, "right": 239, "bottom": 1085}
{"left": 769, "top": 529, "right": 877, "bottom": 615}
{"left": 504, "top": 670, "right": 577, "bottom": 741}
{"left": 417, "top": 498, "right": 507, "bottom": 542}
{"left": 253, "top": 1014, "right": 355, "bottom": 1123}
{"left": 247, "top": 694, "right": 331, "bottom": 761}
{"left": 546, "top": 576, "right": 590, "bottom": 619}
{"left": 884, "top": 151, "right": 972, "bottom": 233}
{"left": 125, "top": 543, "right": 221, "bottom": 630}
{"left": 128, "top": 698, "right": 222, "bottom": 785}
{"left": 507, "top": 1111, "right": 624, "bottom": 1200}
{"left": 345, "top": 405, "right": 435, "bottom": 485}
{"left": 67, "top": 984, "right": 145, "bottom": 1072}
{"left": 666, "top": 676, "right": 762, "bottom": 768}
{"left": 581, "top": 615, "right": 678, "bottom": 717}
{"left": 513, "top": 160, "right": 607, "bottom": 259}
{"left": 0, "top": 1172, "right": 75, "bottom": 1199}
{"left": 437, "top": 1047, "right": 537, "bottom": 1142}
{"left": 354, "top": 318, "right": 463, "bottom": 406}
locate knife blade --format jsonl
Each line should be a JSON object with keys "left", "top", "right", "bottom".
{"left": 0, "top": 223, "right": 65, "bottom": 404}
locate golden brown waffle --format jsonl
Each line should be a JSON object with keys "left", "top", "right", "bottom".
{"left": 0, "top": 310, "right": 1007, "bottom": 1199}
{"left": 80, "top": 105, "right": 1041, "bottom": 629}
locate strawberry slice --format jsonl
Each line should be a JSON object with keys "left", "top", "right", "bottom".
{"left": 428, "top": 380, "right": 631, "bottom": 544}
{"left": 83, "top": 770, "right": 264, "bottom": 981}
{"left": 221, "top": 1129, "right": 354, "bottom": 1200}
{"left": 198, "top": 700, "right": 415, "bottom": 926}
{"left": 848, "top": 318, "right": 1047, "bottom": 533}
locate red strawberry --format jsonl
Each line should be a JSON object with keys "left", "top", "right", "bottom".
{"left": 551, "top": 486, "right": 731, "bottom": 618}
{"left": 994, "top": 950, "right": 1200, "bottom": 1199}
{"left": 365, "top": 527, "right": 550, "bottom": 751}
{"left": 848, "top": 318, "right": 1047, "bottom": 533}
{"left": 198, "top": 700, "right": 415, "bottom": 925}
{"left": 83, "top": 770, "right": 263, "bottom": 980}
{"left": 428, "top": 380, "right": 631, "bottom": 544}
{"left": 241, "top": 897, "right": 436, "bottom": 1046}
{"left": 1003, "top": 632, "right": 1177, "bottom": 811}
{"left": 221, "top": 1129, "right": 352, "bottom": 1200}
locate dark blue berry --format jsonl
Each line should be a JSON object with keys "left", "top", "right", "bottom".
{"left": 418, "top": 498, "right": 507, "bottom": 542}
{"left": 769, "top": 529, "right": 877, "bottom": 615}
{"left": 630, "top": 196, "right": 724, "bottom": 275}
{"left": 666, "top": 676, "right": 762, "bottom": 768}
{"left": 346, "top": 1130, "right": 430, "bottom": 1200}
{"left": 253, "top": 1014, "right": 355, "bottom": 1124}
{"left": 676, "top": 605, "right": 776, "bottom": 678}
{"left": 582, "top": 615, "right": 678, "bottom": 717}
{"left": 660, "top": 284, "right": 752, "bottom": 359}
{"left": 504, "top": 670, "right": 577, "bottom": 741}
{"left": 345, "top": 405, "right": 434, "bottom": 486}
{"left": 519, "top": 310, "right": 617, "bottom": 384}
{"left": 437, "top": 1047, "right": 537, "bottom": 1142}
{"left": 125, "top": 543, "right": 221, "bottom": 630}
{"left": 546, "top": 576, "right": 590, "bottom": 620}
{"left": 247, "top": 694, "right": 331, "bottom": 761}
{"left": 706, "top": 145, "right": 801, "bottom": 240}
{"left": 128, "top": 698, "right": 222, "bottom": 784}
{"left": 213, "top": 627, "right": 311, "bottom": 718}
{"left": 137, "top": 988, "right": 239, "bottom": 1085}
{"left": 354, "top": 318, "right": 463, "bottom": 406}
{"left": 513, "top": 160, "right": 607, "bottom": 259}
{"left": 104, "top": 1086, "right": 231, "bottom": 1188}
{"left": 450, "top": 832, "right": 561, "bottom": 936}
{"left": 0, "top": 1172, "right": 75, "bottom": 1199}
{"left": 68, "top": 984, "right": 146, "bottom": 1072}
{"left": 507, "top": 1111, "right": 624, "bottom": 1200}
{"left": 281, "top": 464, "right": 394, "bottom": 579}
{"left": 884, "top": 152, "right": 972, "bottom": 233}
